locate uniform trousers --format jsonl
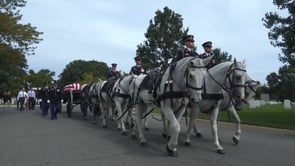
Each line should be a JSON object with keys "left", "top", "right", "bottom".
{"left": 50, "top": 102, "right": 61, "bottom": 120}
{"left": 42, "top": 101, "right": 50, "bottom": 116}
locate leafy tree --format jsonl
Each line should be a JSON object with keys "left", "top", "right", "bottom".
{"left": 212, "top": 48, "right": 232, "bottom": 64}
{"left": 263, "top": 0, "right": 295, "bottom": 100}
{"left": 0, "top": 0, "right": 43, "bottom": 93}
{"left": 262, "top": 0, "right": 295, "bottom": 66}
{"left": 59, "top": 60, "right": 108, "bottom": 86}
{"left": 26, "top": 69, "right": 55, "bottom": 88}
{"left": 266, "top": 65, "right": 295, "bottom": 101}
{"left": 136, "top": 6, "right": 189, "bottom": 70}
{"left": 0, "top": 0, "right": 43, "bottom": 56}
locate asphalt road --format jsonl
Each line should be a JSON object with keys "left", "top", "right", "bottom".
{"left": 0, "top": 105, "right": 294, "bottom": 166}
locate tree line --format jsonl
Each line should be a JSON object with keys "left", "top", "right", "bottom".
{"left": 1, "top": 0, "right": 294, "bottom": 101}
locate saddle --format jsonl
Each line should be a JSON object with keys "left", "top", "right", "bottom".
{"left": 139, "top": 68, "right": 161, "bottom": 94}
{"left": 101, "top": 78, "right": 118, "bottom": 96}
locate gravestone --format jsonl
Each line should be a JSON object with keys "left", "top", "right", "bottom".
{"left": 249, "top": 99, "right": 256, "bottom": 109}
{"left": 284, "top": 99, "right": 291, "bottom": 109}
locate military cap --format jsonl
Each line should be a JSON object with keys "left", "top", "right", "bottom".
{"left": 134, "top": 56, "right": 141, "bottom": 61}
{"left": 111, "top": 63, "right": 117, "bottom": 67}
{"left": 182, "top": 34, "right": 195, "bottom": 42}
{"left": 202, "top": 41, "right": 212, "bottom": 48}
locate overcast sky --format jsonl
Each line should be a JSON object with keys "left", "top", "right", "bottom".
{"left": 20, "top": 0, "right": 284, "bottom": 84}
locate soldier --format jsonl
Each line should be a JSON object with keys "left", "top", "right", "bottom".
{"left": 130, "top": 56, "right": 146, "bottom": 75}
{"left": 107, "top": 63, "right": 121, "bottom": 80}
{"left": 49, "top": 80, "right": 62, "bottom": 120}
{"left": 27, "top": 87, "right": 36, "bottom": 110}
{"left": 106, "top": 63, "right": 121, "bottom": 94}
{"left": 17, "top": 87, "right": 27, "bottom": 111}
{"left": 173, "top": 34, "right": 199, "bottom": 62}
{"left": 200, "top": 41, "right": 216, "bottom": 68}
{"left": 39, "top": 82, "right": 50, "bottom": 117}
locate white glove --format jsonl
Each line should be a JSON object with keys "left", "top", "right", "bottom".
{"left": 61, "top": 99, "right": 64, "bottom": 103}
{"left": 47, "top": 100, "right": 50, "bottom": 103}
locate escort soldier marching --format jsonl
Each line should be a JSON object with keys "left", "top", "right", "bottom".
{"left": 200, "top": 41, "right": 216, "bottom": 68}
{"left": 27, "top": 87, "right": 36, "bottom": 110}
{"left": 173, "top": 34, "right": 199, "bottom": 62}
{"left": 49, "top": 80, "right": 62, "bottom": 120}
{"left": 130, "top": 56, "right": 146, "bottom": 75}
{"left": 39, "top": 82, "right": 50, "bottom": 117}
{"left": 17, "top": 87, "right": 27, "bottom": 111}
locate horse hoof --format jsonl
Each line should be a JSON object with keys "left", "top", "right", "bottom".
{"left": 166, "top": 146, "right": 177, "bottom": 157}
{"left": 184, "top": 142, "right": 191, "bottom": 146}
{"left": 162, "top": 133, "right": 167, "bottom": 138}
{"left": 140, "top": 142, "right": 147, "bottom": 147}
{"left": 125, "top": 122, "right": 130, "bottom": 126}
{"left": 92, "top": 121, "right": 97, "bottom": 124}
{"left": 117, "top": 128, "right": 122, "bottom": 131}
{"left": 102, "top": 125, "right": 107, "bottom": 128}
{"left": 232, "top": 136, "right": 239, "bottom": 145}
{"left": 196, "top": 132, "right": 202, "bottom": 138}
{"left": 167, "top": 136, "right": 171, "bottom": 140}
{"left": 121, "top": 131, "right": 128, "bottom": 136}
{"left": 145, "top": 127, "right": 150, "bottom": 131}
{"left": 131, "top": 134, "right": 137, "bottom": 140}
{"left": 217, "top": 149, "right": 225, "bottom": 154}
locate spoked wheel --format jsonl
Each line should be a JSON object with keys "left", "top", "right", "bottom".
{"left": 67, "top": 103, "right": 72, "bottom": 117}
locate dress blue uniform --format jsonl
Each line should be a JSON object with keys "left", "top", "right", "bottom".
{"left": 49, "top": 81, "right": 62, "bottom": 120}
{"left": 200, "top": 41, "right": 215, "bottom": 68}
{"left": 40, "top": 83, "right": 50, "bottom": 116}
{"left": 173, "top": 35, "right": 199, "bottom": 62}
{"left": 130, "top": 57, "right": 146, "bottom": 75}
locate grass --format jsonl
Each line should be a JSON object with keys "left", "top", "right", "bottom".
{"left": 197, "top": 104, "right": 295, "bottom": 131}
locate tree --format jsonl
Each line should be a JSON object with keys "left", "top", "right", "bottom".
{"left": 136, "top": 7, "right": 189, "bottom": 70}
{"left": 266, "top": 65, "right": 295, "bottom": 101}
{"left": 0, "top": 0, "right": 43, "bottom": 93}
{"left": 262, "top": 0, "right": 295, "bottom": 66}
{"left": 0, "top": 0, "right": 43, "bottom": 56}
{"left": 212, "top": 48, "right": 232, "bottom": 64}
{"left": 263, "top": 0, "right": 295, "bottom": 100}
{"left": 59, "top": 60, "right": 108, "bottom": 86}
{"left": 26, "top": 69, "right": 55, "bottom": 88}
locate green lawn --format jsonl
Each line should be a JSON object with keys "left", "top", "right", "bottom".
{"left": 198, "top": 104, "right": 295, "bottom": 131}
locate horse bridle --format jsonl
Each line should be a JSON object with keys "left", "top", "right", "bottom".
{"left": 185, "top": 59, "right": 207, "bottom": 91}
{"left": 207, "top": 62, "right": 247, "bottom": 97}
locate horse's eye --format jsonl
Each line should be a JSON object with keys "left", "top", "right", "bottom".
{"left": 189, "top": 74, "right": 193, "bottom": 78}
{"left": 236, "top": 75, "right": 241, "bottom": 80}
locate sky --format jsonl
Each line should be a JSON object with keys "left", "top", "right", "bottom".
{"left": 20, "top": 0, "right": 284, "bottom": 84}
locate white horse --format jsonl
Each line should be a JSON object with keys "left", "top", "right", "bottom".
{"left": 192, "top": 75, "right": 259, "bottom": 145}
{"left": 111, "top": 75, "right": 136, "bottom": 135}
{"left": 183, "top": 59, "right": 248, "bottom": 154}
{"left": 131, "top": 56, "right": 212, "bottom": 156}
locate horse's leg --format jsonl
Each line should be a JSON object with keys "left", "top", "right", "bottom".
{"left": 228, "top": 106, "right": 241, "bottom": 144}
{"left": 161, "top": 111, "right": 169, "bottom": 138}
{"left": 101, "top": 102, "right": 108, "bottom": 128}
{"left": 115, "top": 98, "right": 128, "bottom": 135}
{"left": 136, "top": 104, "right": 148, "bottom": 146}
{"left": 184, "top": 104, "right": 200, "bottom": 146}
{"left": 162, "top": 106, "right": 181, "bottom": 157}
{"left": 209, "top": 102, "right": 225, "bottom": 154}
{"left": 143, "top": 116, "right": 149, "bottom": 131}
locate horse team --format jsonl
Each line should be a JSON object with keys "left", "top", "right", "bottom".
{"left": 68, "top": 56, "right": 258, "bottom": 157}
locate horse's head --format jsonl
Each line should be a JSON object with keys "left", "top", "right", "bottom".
{"left": 235, "top": 77, "right": 259, "bottom": 110}
{"left": 185, "top": 57, "right": 211, "bottom": 103}
{"left": 227, "top": 59, "right": 248, "bottom": 102}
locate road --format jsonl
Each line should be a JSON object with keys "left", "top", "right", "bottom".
{"left": 0, "top": 105, "right": 294, "bottom": 166}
